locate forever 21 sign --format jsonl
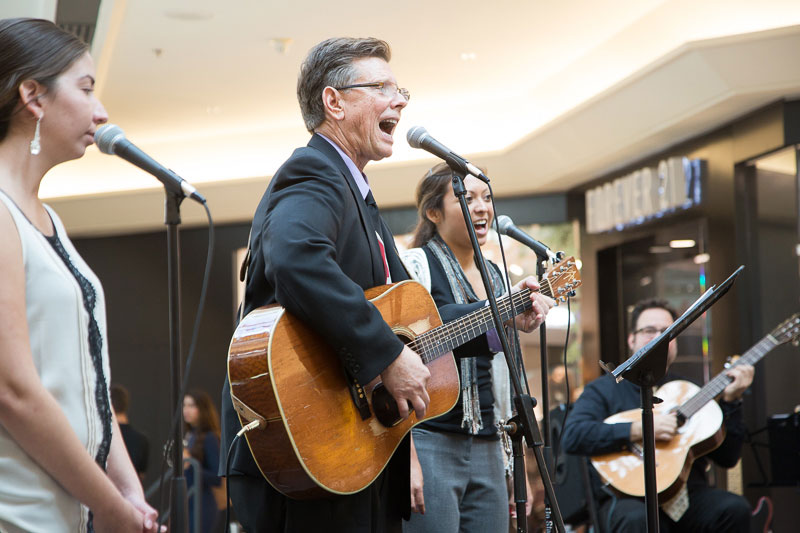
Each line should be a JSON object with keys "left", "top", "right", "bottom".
{"left": 585, "top": 156, "right": 704, "bottom": 234}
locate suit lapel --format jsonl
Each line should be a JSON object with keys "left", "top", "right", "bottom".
{"left": 308, "top": 134, "right": 385, "bottom": 285}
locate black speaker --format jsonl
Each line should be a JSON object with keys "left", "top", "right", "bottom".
{"left": 767, "top": 412, "right": 800, "bottom": 485}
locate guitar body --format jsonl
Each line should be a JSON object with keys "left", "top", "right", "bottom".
{"left": 591, "top": 380, "right": 725, "bottom": 502}
{"left": 227, "top": 280, "right": 460, "bottom": 499}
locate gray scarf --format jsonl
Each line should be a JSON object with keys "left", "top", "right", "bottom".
{"left": 424, "top": 234, "right": 506, "bottom": 434}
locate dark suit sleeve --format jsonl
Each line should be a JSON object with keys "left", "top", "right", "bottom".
{"left": 562, "top": 377, "right": 634, "bottom": 456}
{"left": 261, "top": 152, "right": 404, "bottom": 384}
{"left": 707, "top": 400, "right": 746, "bottom": 468}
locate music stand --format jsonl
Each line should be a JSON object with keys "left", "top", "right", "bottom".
{"left": 599, "top": 265, "right": 744, "bottom": 533}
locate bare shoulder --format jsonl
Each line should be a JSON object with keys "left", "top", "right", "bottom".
{"left": 0, "top": 199, "right": 31, "bottom": 370}
{"left": 0, "top": 200, "right": 25, "bottom": 292}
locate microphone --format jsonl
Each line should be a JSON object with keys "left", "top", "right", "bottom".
{"left": 406, "top": 126, "right": 489, "bottom": 183}
{"left": 94, "top": 124, "right": 205, "bottom": 203}
{"left": 496, "top": 215, "right": 559, "bottom": 262}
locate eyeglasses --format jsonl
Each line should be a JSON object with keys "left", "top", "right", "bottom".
{"left": 334, "top": 81, "right": 410, "bottom": 101}
{"left": 633, "top": 326, "right": 668, "bottom": 337}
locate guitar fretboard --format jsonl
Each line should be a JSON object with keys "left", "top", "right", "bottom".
{"left": 406, "top": 279, "right": 556, "bottom": 364}
{"left": 676, "top": 334, "right": 777, "bottom": 420}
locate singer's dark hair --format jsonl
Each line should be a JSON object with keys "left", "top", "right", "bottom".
{"left": 411, "top": 162, "right": 453, "bottom": 248}
{"left": 629, "top": 298, "right": 678, "bottom": 334}
{"left": 410, "top": 161, "right": 490, "bottom": 249}
{"left": 297, "top": 37, "right": 391, "bottom": 133}
{"left": 0, "top": 18, "right": 88, "bottom": 142}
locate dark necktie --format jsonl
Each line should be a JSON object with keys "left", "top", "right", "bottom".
{"left": 365, "top": 190, "right": 391, "bottom": 283}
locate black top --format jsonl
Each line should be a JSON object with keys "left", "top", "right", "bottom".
{"left": 417, "top": 246, "right": 500, "bottom": 439}
{"left": 561, "top": 372, "right": 746, "bottom": 502}
{"left": 120, "top": 423, "right": 149, "bottom": 475}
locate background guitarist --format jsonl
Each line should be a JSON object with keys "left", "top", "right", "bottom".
{"left": 561, "top": 299, "right": 753, "bottom": 532}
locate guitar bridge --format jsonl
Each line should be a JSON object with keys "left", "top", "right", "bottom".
{"left": 347, "top": 375, "right": 372, "bottom": 421}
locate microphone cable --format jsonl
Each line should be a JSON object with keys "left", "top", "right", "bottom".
{"left": 155, "top": 200, "right": 215, "bottom": 527}
{"left": 551, "top": 297, "right": 573, "bottom": 468}
{"left": 488, "top": 190, "right": 531, "bottom": 397}
{"left": 224, "top": 421, "right": 261, "bottom": 533}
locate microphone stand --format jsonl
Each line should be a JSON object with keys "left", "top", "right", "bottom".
{"left": 165, "top": 191, "right": 188, "bottom": 533}
{"left": 450, "top": 170, "right": 565, "bottom": 533}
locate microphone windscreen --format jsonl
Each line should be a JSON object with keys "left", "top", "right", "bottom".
{"left": 94, "top": 124, "right": 126, "bottom": 155}
{"left": 406, "top": 126, "right": 427, "bottom": 148}
{"left": 496, "top": 215, "right": 514, "bottom": 235}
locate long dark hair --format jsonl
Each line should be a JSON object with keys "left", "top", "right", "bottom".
{"left": 0, "top": 18, "right": 88, "bottom": 141}
{"left": 184, "top": 389, "right": 221, "bottom": 462}
{"left": 410, "top": 162, "right": 454, "bottom": 248}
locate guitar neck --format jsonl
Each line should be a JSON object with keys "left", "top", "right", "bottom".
{"left": 409, "top": 280, "right": 555, "bottom": 364}
{"left": 676, "top": 334, "right": 778, "bottom": 420}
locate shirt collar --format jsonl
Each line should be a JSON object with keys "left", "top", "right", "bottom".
{"left": 317, "top": 133, "right": 371, "bottom": 200}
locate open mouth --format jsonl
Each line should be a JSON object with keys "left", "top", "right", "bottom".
{"left": 379, "top": 119, "right": 397, "bottom": 135}
{"left": 473, "top": 219, "right": 488, "bottom": 232}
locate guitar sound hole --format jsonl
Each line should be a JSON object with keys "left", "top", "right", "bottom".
{"left": 372, "top": 383, "right": 411, "bottom": 427}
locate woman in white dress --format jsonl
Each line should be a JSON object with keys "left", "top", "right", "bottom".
{"left": 0, "top": 18, "right": 160, "bottom": 532}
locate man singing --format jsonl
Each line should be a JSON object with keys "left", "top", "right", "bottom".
{"left": 219, "top": 37, "right": 429, "bottom": 532}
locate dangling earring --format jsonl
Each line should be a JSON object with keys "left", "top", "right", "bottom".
{"left": 30, "top": 114, "right": 42, "bottom": 155}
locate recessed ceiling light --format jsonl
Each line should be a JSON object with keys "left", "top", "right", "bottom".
{"left": 460, "top": 52, "right": 477, "bottom": 61}
{"left": 693, "top": 253, "right": 711, "bottom": 264}
{"left": 164, "top": 10, "right": 214, "bottom": 21}
{"left": 669, "top": 239, "right": 696, "bottom": 249}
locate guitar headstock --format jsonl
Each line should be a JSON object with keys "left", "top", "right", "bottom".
{"left": 541, "top": 256, "right": 582, "bottom": 302}
{"left": 771, "top": 313, "right": 800, "bottom": 346}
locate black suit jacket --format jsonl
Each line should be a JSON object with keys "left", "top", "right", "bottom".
{"left": 241, "top": 133, "right": 407, "bottom": 382}
{"left": 220, "top": 134, "right": 410, "bottom": 519}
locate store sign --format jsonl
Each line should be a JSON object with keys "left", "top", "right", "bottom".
{"left": 585, "top": 156, "right": 703, "bottom": 234}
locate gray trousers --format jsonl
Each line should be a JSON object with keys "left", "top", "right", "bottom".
{"left": 403, "top": 428, "right": 509, "bottom": 533}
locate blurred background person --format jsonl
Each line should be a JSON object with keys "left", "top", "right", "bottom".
{"left": 111, "top": 384, "right": 150, "bottom": 481}
{"left": 183, "top": 389, "right": 223, "bottom": 533}
{"left": 401, "top": 163, "right": 553, "bottom": 532}
{"left": 0, "top": 17, "right": 159, "bottom": 532}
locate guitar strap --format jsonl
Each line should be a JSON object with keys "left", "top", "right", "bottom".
{"left": 661, "top": 484, "right": 689, "bottom": 521}
{"left": 237, "top": 229, "right": 252, "bottom": 324}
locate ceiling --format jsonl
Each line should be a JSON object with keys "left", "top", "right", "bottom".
{"left": 4, "top": 0, "right": 800, "bottom": 235}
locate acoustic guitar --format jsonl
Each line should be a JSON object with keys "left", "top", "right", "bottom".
{"left": 228, "top": 258, "right": 580, "bottom": 499}
{"left": 591, "top": 313, "right": 800, "bottom": 502}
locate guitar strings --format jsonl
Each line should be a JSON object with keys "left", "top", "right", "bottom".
{"left": 407, "top": 288, "right": 535, "bottom": 363}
